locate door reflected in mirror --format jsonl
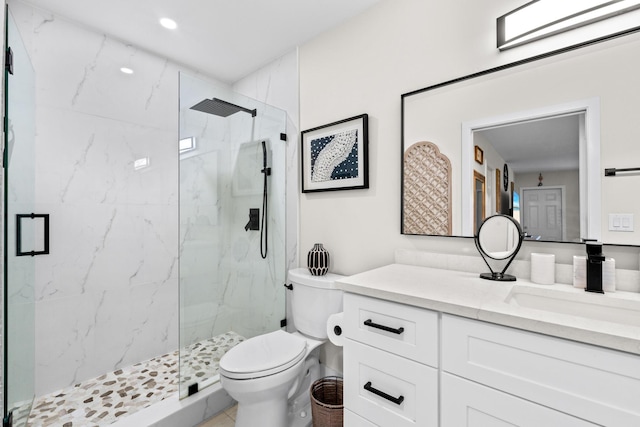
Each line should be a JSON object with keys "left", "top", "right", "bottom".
{"left": 521, "top": 186, "right": 570, "bottom": 241}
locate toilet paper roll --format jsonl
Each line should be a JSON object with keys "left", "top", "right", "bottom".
{"left": 327, "top": 312, "right": 344, "bottom": 347}
{"left": 531, "top": 253, "right": 555, "bottom": 285}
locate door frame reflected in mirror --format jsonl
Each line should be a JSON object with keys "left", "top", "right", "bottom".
{"left": 461, "top": 98, "right": 601, "bottom": 242}
{"left": 473, "top": 170, "right": 485, "bottom": 235}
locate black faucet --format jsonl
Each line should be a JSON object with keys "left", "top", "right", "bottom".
{"left": 585, "top": 242, "right": 605, "bottom": 294}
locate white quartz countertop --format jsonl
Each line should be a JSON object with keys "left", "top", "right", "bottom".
{"left": 336, "top": 263, "right": 640, "bottom": 355}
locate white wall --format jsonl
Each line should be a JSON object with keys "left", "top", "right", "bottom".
{"left": 299, "top": 0, "right": 640, "bottom": 276}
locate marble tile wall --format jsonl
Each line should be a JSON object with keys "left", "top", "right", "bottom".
{"left": 7, "top": 0, "right": 191, "bottom": 396}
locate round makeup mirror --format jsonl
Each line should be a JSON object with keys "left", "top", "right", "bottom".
{"left": 475, "top": 214, "right": 524, "bottom": 281}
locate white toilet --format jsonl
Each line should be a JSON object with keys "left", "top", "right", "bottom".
{"left": 219, "top": 268, "right": 344, "bottom": 427}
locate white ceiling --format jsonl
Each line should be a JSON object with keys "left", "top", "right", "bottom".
{"left": 21, "top": 0, "right": 382, "bottom": 83}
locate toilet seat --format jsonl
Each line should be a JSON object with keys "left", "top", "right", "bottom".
{"left": 219, "top": 330, "right": 307, "bottom": 380}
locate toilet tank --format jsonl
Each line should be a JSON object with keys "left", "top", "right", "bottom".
{"left": 288, "top": 268, "right": 344, "bottom": 339}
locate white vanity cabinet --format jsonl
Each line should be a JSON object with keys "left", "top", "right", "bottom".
{"left": 342, "top": 293, "right": 439, "bottom": 427}
{"left": 342, "top": 292, "right": 640, "bottom": 426}
{"left": 442, "top": 314, "right": 640, "bottom": 426}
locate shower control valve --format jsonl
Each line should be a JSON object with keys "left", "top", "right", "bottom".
{"left": 245, "top": 208, "right": 260, "bottom": 231}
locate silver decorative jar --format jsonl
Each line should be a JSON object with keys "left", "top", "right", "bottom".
{"left": 307, "top": 243, "right": 330, "bottom": 276}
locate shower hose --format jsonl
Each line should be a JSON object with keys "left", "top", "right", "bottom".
{"left": 261, "top": 140, "right": 270, "bottom": 259}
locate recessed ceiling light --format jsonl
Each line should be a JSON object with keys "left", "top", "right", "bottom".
{"left": 160, "top": 18, "right": 177, "bottom": 30}
{"left": 120, "top": 67, "right": 134, "bottom": 74}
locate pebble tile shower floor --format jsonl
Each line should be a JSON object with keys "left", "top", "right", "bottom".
{"left": 27, "top": 332, "right": 244, "bottom": 427}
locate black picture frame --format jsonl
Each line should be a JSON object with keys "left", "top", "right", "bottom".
{"left": 301, "top": 114, "right": 369, "bottom": 193}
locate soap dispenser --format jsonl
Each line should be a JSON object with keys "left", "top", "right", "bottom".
{"left": 585, "top": 242, "right": 605, "bottom": 294}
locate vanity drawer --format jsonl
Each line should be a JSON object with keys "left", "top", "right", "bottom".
{"left": 343, "top": 293, "right": 439, "bottom": 366}
{"left": 442, "top": 314, "right": 640, "bottom": 426}
{"left": 442, "top": 373, "right": 598, "bottom": 426}
{"left": 344, "top": 409, "right": 378, "bottom": 426}
{"left": 344, "top": 339, "right": 438, "bottom": 427}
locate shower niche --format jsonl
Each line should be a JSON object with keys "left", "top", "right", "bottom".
{"left": 178, "top": 73, "right": 287, "bottom": 398}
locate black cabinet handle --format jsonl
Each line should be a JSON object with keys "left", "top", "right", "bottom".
{"left": 364, "top": 319, "right": 404, "bottom": 335}
{"left": 364, "top": 381, "right": 404, "bottom": 405}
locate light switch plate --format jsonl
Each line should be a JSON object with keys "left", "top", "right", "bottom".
{"left": 608, "top": 213, "right": 634, "bottom": 232}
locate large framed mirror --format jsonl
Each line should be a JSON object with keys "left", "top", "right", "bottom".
{"left": 401, "top": 29, "right": 640, "bottom": 246}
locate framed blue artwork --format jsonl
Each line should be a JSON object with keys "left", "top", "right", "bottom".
{"left": 301, "top": 114, "right": 369, "bottom": 193}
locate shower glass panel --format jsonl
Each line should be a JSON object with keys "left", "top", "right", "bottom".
{"left": 178, "top": 73, "right": 287, "bottom": 398}
{"left": 3, "top": 9, "right": 36, "bottom": 426}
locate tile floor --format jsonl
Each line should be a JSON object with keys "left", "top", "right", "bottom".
{"left": 25, "top": 332, "right": 244, "bottom": 427}
{"left": 198, "top": 405, "right": 237, "bottom": 427}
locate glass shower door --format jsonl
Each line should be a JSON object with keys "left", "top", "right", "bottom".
{"left": 3, "top": 8, "right": 36, "bottom": 427}
{"left": 178, "top": 73, "right": 287, "bottom": 398}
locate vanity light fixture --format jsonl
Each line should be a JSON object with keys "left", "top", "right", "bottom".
{"left": 497, "top": 0, "right": 640, "bottom": 50}
{"left": 120, "top": 67, "right": 134, "bottom": 74}
{"left": 160, "top": 17, "right": 178, "bottom": 30}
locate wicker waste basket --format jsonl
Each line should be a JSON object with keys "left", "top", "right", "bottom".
{"left": 310, "top": 376, "right": 343, "bottom": 427}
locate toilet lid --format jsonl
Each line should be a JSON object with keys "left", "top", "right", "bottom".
{"left": 219, "top": 330, "right": 307, "bottom": 380}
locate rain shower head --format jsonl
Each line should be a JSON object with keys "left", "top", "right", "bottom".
{"left": 190, "top": 98, "right": 257, "bottom": 118}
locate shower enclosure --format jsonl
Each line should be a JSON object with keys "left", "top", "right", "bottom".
{"left": 3, "top": 7, "right": 36, "bottom": 427}
{"left": 178, "top": 73, "right": 287, "bottom": 398}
